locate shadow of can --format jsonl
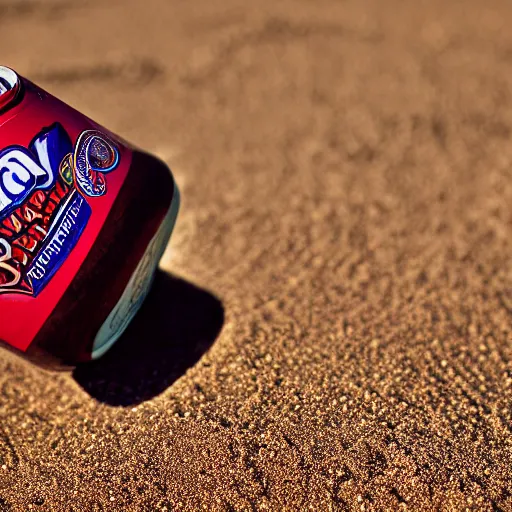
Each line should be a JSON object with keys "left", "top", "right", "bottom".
{"left": 73, "top": 271, "right": 225, "bottom": 406}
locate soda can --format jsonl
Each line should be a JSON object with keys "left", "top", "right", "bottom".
{"left": 0, "top": 66, "right": 180, "bottom": 368}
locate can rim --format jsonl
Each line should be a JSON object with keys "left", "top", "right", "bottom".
{"left": 0, "top": 66, "right": 21, "bottom": 111}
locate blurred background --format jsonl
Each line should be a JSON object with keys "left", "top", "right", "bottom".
{"left": 2, "top": 0, "right": 512, "bottom": 509}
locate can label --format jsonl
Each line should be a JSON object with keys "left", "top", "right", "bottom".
{"left": 0, "top": 77, "right": 132, "bottom": 352}
{"left": 0, "top": 123, "right": 120, "bottom": 296}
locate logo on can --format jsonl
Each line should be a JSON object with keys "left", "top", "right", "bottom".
{"left": 0, "top": 123, "right": 120, "bottom": 296}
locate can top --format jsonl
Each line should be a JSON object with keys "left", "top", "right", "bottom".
{"left": 0, "top": 66, "right": 20, "bottom": 111}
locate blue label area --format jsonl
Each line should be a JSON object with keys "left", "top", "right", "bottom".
{"left": 0, "top": 123, "right": 120, "bottom": 297}
{"left": 0, "top": 124, "right": 73, "bottom": 220}
{"left": 25, "top": 191, "right": 91, "bottom": 296}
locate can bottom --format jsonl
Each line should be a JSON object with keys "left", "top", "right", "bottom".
{"left": 92, "top": 183, "right": 181, "bottom": 359}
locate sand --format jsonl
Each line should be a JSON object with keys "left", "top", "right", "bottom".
{"left": 1, "top": 0, "right": 512, "bottom": 509}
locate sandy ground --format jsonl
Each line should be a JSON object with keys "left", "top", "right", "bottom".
{"left": 2, "top": 0, "right": 512, "bottom": 509}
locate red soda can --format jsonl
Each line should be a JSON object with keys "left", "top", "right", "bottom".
{"left": 0, "top": 66, "right": 180, "bottom": 368}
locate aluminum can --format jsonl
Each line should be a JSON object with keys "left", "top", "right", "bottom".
{"left": 0, "top": 66, "right": 180, "bottom": 368}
